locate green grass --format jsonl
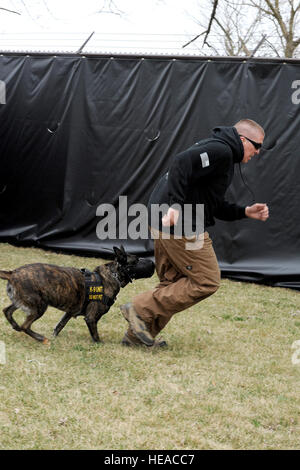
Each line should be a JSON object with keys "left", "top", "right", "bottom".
{"left": 0, "top": 242, "right": 300, "bottom": 449}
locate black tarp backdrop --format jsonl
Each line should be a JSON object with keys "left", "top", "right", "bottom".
{"left": 0, "top": 54, "right": 299, "bottom": 289}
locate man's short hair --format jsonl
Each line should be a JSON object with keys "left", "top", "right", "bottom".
{"left": 234, "top": 119, "right": 265, "bottom": 136}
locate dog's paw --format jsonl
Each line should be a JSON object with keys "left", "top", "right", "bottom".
{"left": 42, "top": 338, "right": 51, "bottom": 346}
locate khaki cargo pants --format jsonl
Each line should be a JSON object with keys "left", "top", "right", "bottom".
{"left": 131, "top": 228, "right": 221, "bottom": 339}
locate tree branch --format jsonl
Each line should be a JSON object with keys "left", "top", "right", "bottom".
{"left": 182, "top": 31, "right": 206, "bottom": 48}
{"left": 182, "top": 0, "right": 219, "bottom": 48}
{"left": 203, "top": 0, "right": 219, "bottom": 46}
{"left": 0, "top": 6, "right": 21, "bottom": 15}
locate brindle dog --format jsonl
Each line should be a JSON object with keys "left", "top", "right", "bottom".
{"left": 0, "top": 246, "right": 154, "bottom": 344}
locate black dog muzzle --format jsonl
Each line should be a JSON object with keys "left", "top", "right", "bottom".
{"left": 127, "top": 258, "right": 155, "bottom": 280}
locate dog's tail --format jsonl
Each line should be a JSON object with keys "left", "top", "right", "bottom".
{"left": 0, "top": 270, "right": 13, "bottom": 280}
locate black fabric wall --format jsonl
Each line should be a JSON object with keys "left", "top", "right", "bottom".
{"left": 0, "top": 54, "right": 299, "bottom": 289}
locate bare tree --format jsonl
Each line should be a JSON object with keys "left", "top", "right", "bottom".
{"left": 248, "top": 0, "right": 300, "bottom": 57}
{"left": 210, "top": 1, "right": 261, "bottom": 55}
{"left": 189, "top": 0, "right": 300, "bottom": 58}
{"left": 186, "top": 0, "right": 263, "bottom": 55}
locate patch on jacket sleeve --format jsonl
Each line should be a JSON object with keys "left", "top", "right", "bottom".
{"left": 200, "top": 152, "right": 210, "bottom": 168}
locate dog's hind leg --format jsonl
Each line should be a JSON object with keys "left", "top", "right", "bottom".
{"left": 3, "top": 304, "right": 21, "bottom": 331}
{"left": 19, "top": 305, "right": 48, "bottom": 343}
{"left": 53, "top": 312, "right": 73, "bottom": 337}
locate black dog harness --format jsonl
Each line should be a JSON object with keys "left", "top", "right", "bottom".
{"left": 80, "top": 268, "right": 115, "bottom": 314}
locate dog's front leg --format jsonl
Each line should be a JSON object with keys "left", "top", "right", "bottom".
{"left": 85, "top": 317, "right": 100, "bottom": 342}
{"left": 84, "top": 305, "right": 101, "bottom": 343}
{"left": 53, "top": 312, "right": 73, "bottom": 337}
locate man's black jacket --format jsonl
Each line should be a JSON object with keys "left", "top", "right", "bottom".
{"left": 148, "top": 126, "right": 247, "bottom": 233}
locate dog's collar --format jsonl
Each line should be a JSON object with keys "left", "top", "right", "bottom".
{"left": 116, "top": 263, "right": 134, "bottom": 284}
{"left": 110, "top": 270, "right": 122, "bottom": 286}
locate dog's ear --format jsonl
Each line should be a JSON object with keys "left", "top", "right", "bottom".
{"left": 113, "top": 246, "right": 122, "bottom": 256}
{"left": 113, "top": 246, "right": 127, "bottom": 262}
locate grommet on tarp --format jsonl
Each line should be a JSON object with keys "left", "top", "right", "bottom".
{"left": 47, "top": 122, "right": 61, "bottom": 134}
{"left": 144, "top": 127, "right": 160, "bottom": 142}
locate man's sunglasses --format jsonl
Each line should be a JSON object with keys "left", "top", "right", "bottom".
{"left": 239, "top": 135, "right": 262, "bottom": 150}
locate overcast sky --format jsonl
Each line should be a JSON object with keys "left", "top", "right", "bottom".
{"left": 0, "top": 0, "right": 201, "bottom": 33}
{"left": 0, "top": 0, "right": 208, "bottom": 53}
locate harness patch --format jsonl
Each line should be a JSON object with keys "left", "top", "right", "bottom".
{"left": 200, "top": 152, "right": 210, "bottom": 168}
{"left": 87, "top": 284, "right": 103, "bottom": 301}
{"left": 80, "top": 268, "right": 115, "bottom": 314}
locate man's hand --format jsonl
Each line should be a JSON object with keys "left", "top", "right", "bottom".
{"left": 162, "top": 207, "right": 180, "bottom": 227}
{"left": 245, "top": 203, "right": 269, "bottom": 221}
